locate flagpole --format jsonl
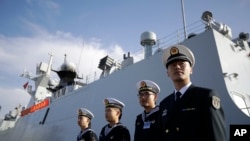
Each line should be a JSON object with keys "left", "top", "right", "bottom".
{"left": 181, "top": 0, "right": 187, "bottom": 39}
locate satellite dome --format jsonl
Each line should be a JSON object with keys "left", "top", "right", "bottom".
{"left": 59, "top": 61, "right": 76, "bottom": 72}
{"left": 140, "top": 31, "right": 157, "bottom": 46}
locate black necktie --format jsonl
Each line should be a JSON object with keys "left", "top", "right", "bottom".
{"left": 175, "top": 91, "right": 181, "bottom": 102}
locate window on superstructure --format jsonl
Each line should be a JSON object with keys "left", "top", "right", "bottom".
{"left": 232, "top": 92, "right": 250, "bottom": 117}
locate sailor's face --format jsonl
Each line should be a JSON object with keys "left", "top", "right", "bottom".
{"left": 167, "top": 60, "right": 192, "bottom": 82}
{"left": 105, "top": 107, "right": 120, "bottom": 122}
{"left": 77, "top": 115, "right": 90, "bottom": 129}
{"left": 138, "top": 91, "right": 157, "bottom": 108}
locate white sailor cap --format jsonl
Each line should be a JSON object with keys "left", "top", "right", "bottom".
{"left": 78, "top": 108, "right": 94, "bottom": 119}
{"left": 162, "top": 44, "right": 195, "bottom": 68}
{"left": 104, "top": 97, "right": 125, "bottom": 109}
{"left": 136, "top": 80, "right": 160, "bottom": 94}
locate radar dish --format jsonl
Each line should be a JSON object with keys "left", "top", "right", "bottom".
{"left": 201, "top": 11, "right": 213, "bottom": 22}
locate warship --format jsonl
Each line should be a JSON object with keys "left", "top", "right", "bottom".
{"left": 0, "top": 11, "right": 249, "bottom": 141}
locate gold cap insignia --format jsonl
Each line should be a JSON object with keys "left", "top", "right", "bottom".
{"left": 78, "top": 109, "right": 82, "bottom": 115}
{"left": 140, "top": 81, "right": 147, "bottom": 88}
{"left": 212, "top": 96, "right": 220, "bottom": 109}
{"left": 170, "top": 47, "right": 179, "bottom": 55}
{"left": 104, "top": 99, "right": 109, "bottom": 105}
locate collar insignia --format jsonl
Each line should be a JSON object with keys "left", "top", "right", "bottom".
{"left": 212, "top": 96, "right": 220, "bottom": 109}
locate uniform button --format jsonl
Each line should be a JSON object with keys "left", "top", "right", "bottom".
{"left": 165, "top": 129, "right": 169, "bottom": 133}
{"left": 176, "top": 127, "right": 180, "bottom": 131}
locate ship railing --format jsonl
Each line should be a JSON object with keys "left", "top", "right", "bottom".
{"left": 156, "top": 19, "right": 204, "bottom": 49}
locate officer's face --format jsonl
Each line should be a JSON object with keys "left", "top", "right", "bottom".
{"left": 167, "top": 60, "right": 192, "bottom": 83}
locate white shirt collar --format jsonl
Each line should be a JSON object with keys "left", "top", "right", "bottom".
{"left": 175, "top": 82, "right": 192, "bottom": 96}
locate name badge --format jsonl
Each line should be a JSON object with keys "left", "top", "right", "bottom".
{"left": 143, "top": 121, "right": 151, "bottom": 129}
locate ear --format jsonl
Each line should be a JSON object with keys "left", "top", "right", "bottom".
{"left": 154, "top": 94, "right": 158, "bottom": 101}
{"left": 190, "top": 67, "right": 193, "bottom": 74}
{"left": 115, "top": 108, "right": 121, "bottom": 116}
{"left": 87, "top": 118, "right": 91, "bottom": 123}
{"left": 155, "top": 94, "right": 158, "bottom": 101}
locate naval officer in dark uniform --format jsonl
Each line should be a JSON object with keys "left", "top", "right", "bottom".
{"left": 77, "top": 108, "right": 98, "bottom": 141}
{"left": 134, "top": 80, "right": 161, "bottom": 141}
{"left": 99, "top": 97, "right": 131, "bottom": 141}
{"left": 159, "top": 44, "right": 227, "bottom": 141}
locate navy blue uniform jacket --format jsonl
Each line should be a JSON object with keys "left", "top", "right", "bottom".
{"left": 134, "top": 106, "right": 161, "bottom": 141}
{"left": 99, "top": 123, "right": 130, "bottom": 141}
{"left": 159, "top": 85, "right": 227, "bottom": 141}
{"left": 77, "top": 128, "right": 98, "bottom": 141}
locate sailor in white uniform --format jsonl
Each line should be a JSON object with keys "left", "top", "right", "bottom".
{"left": 99, "top": 98, "right": 130, "bottom": 141}
{"left": 77, "top": 108, "right": 98, "bottom": 141}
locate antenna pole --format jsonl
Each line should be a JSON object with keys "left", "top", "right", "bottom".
{"left": 181, "top": 0, "right": 187, "bottom": 39}
{"left": 77, "top": 41, "right": 84, "bottom": 71}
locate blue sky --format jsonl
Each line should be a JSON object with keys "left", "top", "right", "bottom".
{"left": 0, "top": 0, "right": 249, "bottom": 118}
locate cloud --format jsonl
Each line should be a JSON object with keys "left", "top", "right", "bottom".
{"left": 0, "top": 88, "right": 31, "bottom": 117}
{"left": 0, "top": 21, "right": 143, "bottom": 118}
